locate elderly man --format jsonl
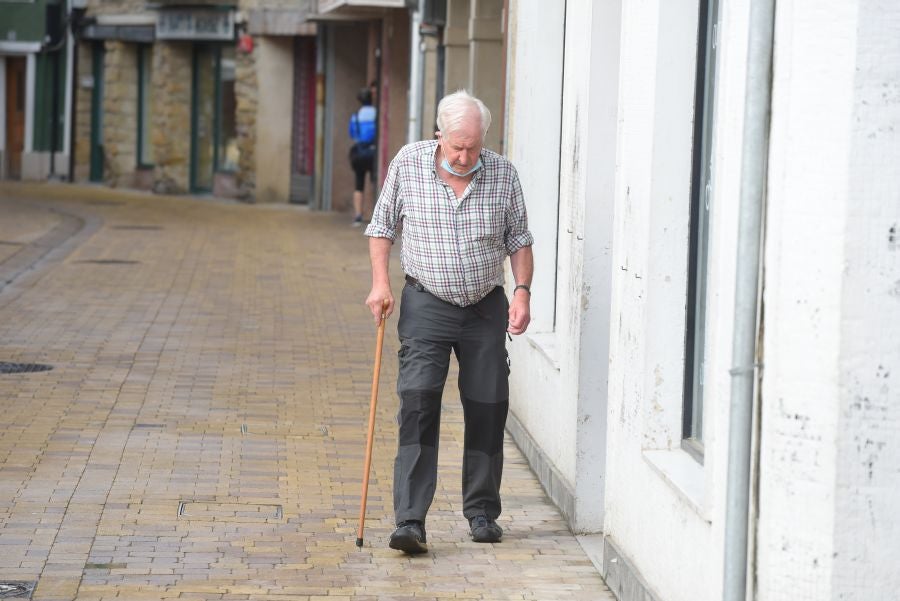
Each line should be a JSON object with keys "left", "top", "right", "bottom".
{"left": 364, "top": 90, "right": 534, "bottom": 554}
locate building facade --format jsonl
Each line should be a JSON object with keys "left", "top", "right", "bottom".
{"left": 3, "top": 0, "right": 411, "bottom": 209}
{"left": 3, "top": 0, "right": 897, "bottom": 599}
{"left": 503, "top": 1, "right": 900, "bottom": 601}
{"left": 71, "top": 0, "right": 322, "bottom": 202}
{"left": 313, "top": 0, "right": 411, "bottom": 213}
{"left": 0, "top": 0, "right": 70, "bottom": 181}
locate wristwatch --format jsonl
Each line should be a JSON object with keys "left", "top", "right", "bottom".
{"left": 513, "top": 284, "right": 531, "bottom": 296}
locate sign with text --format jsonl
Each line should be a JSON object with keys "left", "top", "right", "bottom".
{"left": 157, "top": 9, "right": 234, "bottom": 41}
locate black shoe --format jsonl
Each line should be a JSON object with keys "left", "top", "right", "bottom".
{"left": 389, "top": 520, "right": 428, "bottom": 554}
{"left": 469, "top": 515, "right": 503, "bottom": 543}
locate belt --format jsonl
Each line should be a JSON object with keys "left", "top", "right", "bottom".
{"left": 405, "top": 275, "right": 496, "bottom": 323}
{"left": 405, "top": 274, "right": 425, "bottom": 291}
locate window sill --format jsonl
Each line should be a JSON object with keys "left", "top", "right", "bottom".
{"left": 524, "top": 332, "right": 560, "bottom": 371}
{"left": 642, "top": 447, "right": 709, "bottom": 523}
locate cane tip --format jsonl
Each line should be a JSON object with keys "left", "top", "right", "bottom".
{"left": 356, "top": 537, "right": 364, "bottom": 548}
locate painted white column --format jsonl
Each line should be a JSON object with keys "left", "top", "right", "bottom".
{"left": 758, "top": 2, "right": 900, "bottom": 599}
{"left": 571, "top": 0, "right": 622, "bottom": 534}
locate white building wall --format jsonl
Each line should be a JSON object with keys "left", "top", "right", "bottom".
{"left": 757, "top": 2, "right": 900, "bottom": 599}
{"left": 505, "top": 0, "right": 617, "bottom": 532}
{"left": 505, "top": 0, "right": 898, "bottom": 598}
{"left": 504, "top": 0, "right": 572, "bottom": 483}
{"left": 603, "top": 0, "right": 709, "bottom": 598}
{"left": 601, "top": 0, "right": 755, "bottom": 599}
{"left": 833, "top": 3, "right": 900, "bottom": 594}
{"left": 549, "top": 0, "right": 593, "bottom": 492}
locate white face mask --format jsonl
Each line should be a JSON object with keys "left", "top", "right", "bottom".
{"left": 441, "top": 158, "right": 483, "bottom": 177}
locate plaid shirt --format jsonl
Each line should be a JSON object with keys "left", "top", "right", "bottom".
{"left": 365, "top": 139, "right": 533, "bottom": 307}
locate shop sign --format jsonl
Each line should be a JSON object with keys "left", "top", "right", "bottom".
{"left": 156, "top": 9, "right": 234, "bottom": 41}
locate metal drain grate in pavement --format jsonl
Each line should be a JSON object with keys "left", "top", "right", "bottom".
{"left": 0, "top": 363, "right": 53, "bottom": 374}
{"left": 111, "top": 225, "right": 163, "bottom": 231}
{"left": 0, "top": 581, "right": 35, "bottom": 598}
{"left": 76, "top": 259, "right": 140, "bottom": 265}
{"left": 178, "top": 501, "right": 283, "bottom": 523}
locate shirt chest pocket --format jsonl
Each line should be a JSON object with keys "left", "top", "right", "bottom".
{"left": 460, "top": 202, "right": 505, "bottom": 244}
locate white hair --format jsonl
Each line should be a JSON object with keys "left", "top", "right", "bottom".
{"left": 436, "top": 90, "right": 491, "bottom": 139}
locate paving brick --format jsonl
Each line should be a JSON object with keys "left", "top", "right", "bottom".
{"left": 0, "top": 185, "right": 614, "bottom": 600}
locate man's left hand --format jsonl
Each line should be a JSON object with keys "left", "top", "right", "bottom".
{"left": 507, "top": 292, "right": 531, "bottom": 335}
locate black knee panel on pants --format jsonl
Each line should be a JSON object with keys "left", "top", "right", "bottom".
{"left": 462, "top": 397, "right": 509, "bottom": 455}
{"left": 398, "top": 389, "right": 443, "bottom": 448}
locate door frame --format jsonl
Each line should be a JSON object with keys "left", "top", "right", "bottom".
{"left": 0, "top": 45, "right": 38, "bottom": 180}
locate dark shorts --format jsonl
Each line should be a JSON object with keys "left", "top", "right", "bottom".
{"left": 349, "top": 143, "right": 375, "bottom": 192}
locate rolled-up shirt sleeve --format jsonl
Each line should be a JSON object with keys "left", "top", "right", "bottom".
{"left": 504, "top": 168, "right": 534, "bottom": 255}
{"left": 364, "top": 157, "right": 402, "bottom": 241}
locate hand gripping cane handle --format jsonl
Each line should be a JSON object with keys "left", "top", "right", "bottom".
{"left": 357, "top": 298, "right": 389, "bottom": 548}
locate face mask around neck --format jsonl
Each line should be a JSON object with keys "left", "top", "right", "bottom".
{"left": 441, "top": 157, "right": 483, "bottom": 177}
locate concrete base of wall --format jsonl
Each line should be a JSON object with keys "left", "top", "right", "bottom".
{"left": 134, "top": 168, "right": 154, "bottom": 191}
{"left": 507, "top": 412, "right": 659, "bottom": 601}
{"left": 597, "top": 536, "right": 661, "bottom": 601}
{"left": 505, "top": 410, "right": 575, "bottom": 525}
{"left": 21, "top": 152, "right": 70, "bottom": 180}
{"left": 577, "top": 534, "right": 663, "bottom": 601}
{"left": 213, "top": 172, "right": 240, "bottom": 200}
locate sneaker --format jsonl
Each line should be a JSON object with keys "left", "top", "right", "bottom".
{"left": 469, "top": 515, "right": 503, "bottom": 543}
{"left": 389, "top": 520, "right": 428, "bottom": 554}
{"left": 351, "top": 214, "right": 364, "bottom": 227}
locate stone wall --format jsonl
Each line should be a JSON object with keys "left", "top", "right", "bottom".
{"left": 77, "top": 0, "right": 324, "bottom": 200}
{"left": 102, "top": 41, "right": 138, "bottom": 188}
{"left": 151, "top": 42, "right": 192, "bottom": 194}
{"left": 73, "top": 41, "right": 93, "bottom": 182}
{"left": 235, "top": 43, "right": 258, "bottom": 199}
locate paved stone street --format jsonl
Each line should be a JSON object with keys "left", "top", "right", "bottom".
{"left": 0, "top": 184, "right": 613, "bottom": 601}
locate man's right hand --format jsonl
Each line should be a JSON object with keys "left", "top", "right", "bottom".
{"left": 365, "top": 286, "right": 394, "bottom": 325}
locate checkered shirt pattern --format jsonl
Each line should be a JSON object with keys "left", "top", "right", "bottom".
{"left": 365, "top": 139, "right": 534, "bottom": 307}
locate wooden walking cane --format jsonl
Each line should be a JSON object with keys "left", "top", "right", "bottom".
{"left": 356, "top": 298, "right": 389, "bottom": 548}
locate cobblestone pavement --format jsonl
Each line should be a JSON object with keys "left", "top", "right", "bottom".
{"left": 0, "top": 184, "right": 613, "bottom": 601}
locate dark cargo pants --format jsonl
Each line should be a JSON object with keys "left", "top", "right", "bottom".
{"left": 393, "top": 282, "right": 509, "bottom": 524}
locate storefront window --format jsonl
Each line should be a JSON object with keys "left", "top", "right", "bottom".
{"left": 682, "top": 0, "right": 719, "bottom": 461}
{"left": 192, "top": 44, "right": 239, "bottom": 191}
{"left": 137, "top": 45, "right": 155, "bottom": 166}
{"left": 193, "top": 45, "right": 217, "bottom": 191}
{"left": 218, "top": 46, "right": 238, "bottom": 172}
